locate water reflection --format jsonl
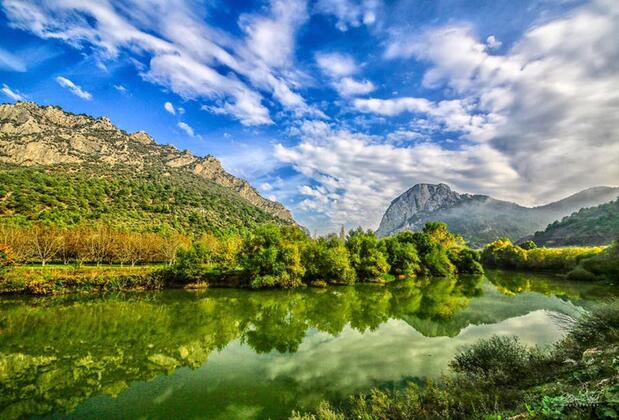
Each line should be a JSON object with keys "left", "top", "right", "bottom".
{"left": 0, "top": 272, "right": 616, "bottom": 419}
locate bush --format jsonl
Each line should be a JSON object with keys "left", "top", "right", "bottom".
{"left": 481, "top": 238, "right": 527, "bottom": 269}
{"left": 167, "top": 243, "right": 210, "bottom": 283}
{"left": 0, "top": 243, "right": 15, "bottom": 271}
{"left": 383, "top": 233, "right": 421, "bottom": 277}
{"left": 519, "top": 240, "right": 537, "bottom": 250}
{"left": 450, "top": 335, "right": 546, "bottom": 386}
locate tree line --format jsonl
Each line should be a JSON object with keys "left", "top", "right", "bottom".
{"left": 481, "top": 236, "right": 618, "bottom": 281}
{"left": 0, "top": 221, "right": 484, "bottom": 288}
{"left": 167, "top": 221, "right": 484, "bottom": 288}
{"left": 0, "top": 224, "right": 189, "bottom": 266}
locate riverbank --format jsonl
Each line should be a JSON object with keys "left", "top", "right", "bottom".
{"left": 0, "top": 264, "right": 165, "bottom": 294}
{"left": 292, "top": 301, "right": 619, "bottom": 419}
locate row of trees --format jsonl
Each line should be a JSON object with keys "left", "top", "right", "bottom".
{"left": 0, "top": 224, "right": 189, "bottom": 266}
{"left": 0, "top": 221, "right": 484, "bottom": 287}
{"left": 169, "top": 221, "right": 484, "bottom": 288}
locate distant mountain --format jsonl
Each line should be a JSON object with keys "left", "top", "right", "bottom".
{"left": 528, "top": 199, "right": 619, "bottom": 247}
{"left": 0, "top": 101, "right": 295, "bottom": 233}
{"left": 376, "top": 183, "right": 619, "bottom": 247}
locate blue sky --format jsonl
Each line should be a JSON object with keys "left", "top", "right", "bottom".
{"left": 1, "top": 0, "right": 618, "bottom": 233}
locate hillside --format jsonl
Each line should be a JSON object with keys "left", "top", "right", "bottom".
{"left": 0, "top": 101, "right": 292, "bottom": 222}
{"left": 0, "top": 102, "right": 295, "bottom": 234}
{"left": 530, "top": 199, "right": 619, "bottom": 247}
{"left": 377, "top": 184, "right": 619, "bottom": 247}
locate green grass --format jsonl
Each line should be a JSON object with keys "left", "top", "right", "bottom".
{"left": 0, "top": 264, "right": 165, "bottom": 294}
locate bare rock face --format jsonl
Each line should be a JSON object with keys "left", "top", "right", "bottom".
{"left": 0, "top": 101, "right": 294, "bottom": 223}
{"left": 376, "top": 184, "right": 464, "bottom": 237}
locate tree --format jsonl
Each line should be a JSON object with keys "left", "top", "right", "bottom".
{"left": 410, "top": 231, "right": 455, "bottom": 276}
{"left": 239, "top": 224, "right": 305, "bottom": 288}
{"left": 383, "top": 233, "right": 421, "bottom": 277}
{"left": 346, "top": 228, "right": 390, "bottom": 281}
{"left": 160, "top": 233, "right": 190, "bottom": 266}
{"left": 302, "top": 235, "right": 356, "bottom": 284}
{"left": 28, "top": 224, "right": 62, "bottom": 266}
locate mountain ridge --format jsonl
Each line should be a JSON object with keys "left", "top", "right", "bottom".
{"left": 377, "top": 183, "right": 619, "bottom": 246}
{"left": 0, "top": 101, "right": 293, "bottom": 222}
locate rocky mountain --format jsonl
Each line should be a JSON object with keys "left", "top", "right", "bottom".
{"left": 0, "top": 101, "right": 293, "bottom": 222}
{"left": 376, "top": 183, "right": 619, "bottom": 247}
{"left": 528, "top": 199, "right": 619, "bottom": 247}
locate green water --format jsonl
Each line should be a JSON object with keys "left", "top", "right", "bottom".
{"left": 0, "top": 271, "right": 616, "bottom": 419}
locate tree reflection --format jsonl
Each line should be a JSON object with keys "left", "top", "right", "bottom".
{"left": 3, "top": 273, "right": 589, "bottom": 419}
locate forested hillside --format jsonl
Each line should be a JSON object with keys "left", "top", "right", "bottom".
{"left": 531, "top": 199, "right": 619, "bottom": 247}
{"left": 0, "top": 163, "right": 289, "bottom": 236}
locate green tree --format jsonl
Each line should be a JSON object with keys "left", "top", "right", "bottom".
{"left": 239, "top": 224, "right": 305, "bottom": 288}
{"left": 346, "top": 228, "right": 390, "bottom": 281}
{"left": 302, "top": 235, "right": 356, "bottom": 284}
{"left": 383, "top": 232, "right": 421, "bottom": 277}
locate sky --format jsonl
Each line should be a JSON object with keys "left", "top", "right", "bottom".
{"left": 1, "top": 0, "right": 618, "bottom": 234}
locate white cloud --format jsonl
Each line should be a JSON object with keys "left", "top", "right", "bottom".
{"left": 55, "top": 76, "right": 92, "bottom": 100}
{"left": 275, "top": 125, "right": 519, "bottom": 231}
{"left": 114, "top": 84, "right": 128, "bottom": 94}
{"left": 376, "top": 0, "right": 619, "bottom": 204}
{"left": 486, "top": 35, "right": 502, "bottom": 49}
{"left": 277, "top": 0, "right": 619, "bottom": 232}
{"left": 315, "top": 52, "right": 357, "bottom": 77}
{"left": 164, "top": 101, "right": 176, "bottom": 115}
{"left": 2, "top": 0, "right": 312, "bottom": 125}
{"left": 316, "top": 52, "right": 374, "bottom": 98}
{"left": 1, "top": 83, "right": 24, "bottom": 101}
{"left": 315, "top": 0, "right": 379, "bottom": 31}
{"left": 177, "top": 122, "right": 195, "bottom": 137}
{"left": 0, "top": 47, "right": 26, "bottom": 72}
{"left": 260, "top": 182, "right": 273, "bottom": 191}
{"left": 241, "top": 0, "right": 307, "bottom": 69}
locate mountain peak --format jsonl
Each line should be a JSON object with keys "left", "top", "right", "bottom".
{"left": 0, "top": 101, "right": 294, "bottom": 222}
{"left": 377, "top": 183, "right": 464, "bottom": 236}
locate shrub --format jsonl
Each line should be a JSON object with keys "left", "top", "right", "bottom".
{"left": 240, "top": 224, "right": 305, "bottom": 288}
{"left": 383, "top": 233, "right": 421, "bottom": 277}
{"left": 0, "top": 243, "right": 15, "bottom": 271}
{"left": 450, "top": 336, "right": 547, "bottom": 386}
{"left": 519, "top": 240, "right": 537, "bottom": 250}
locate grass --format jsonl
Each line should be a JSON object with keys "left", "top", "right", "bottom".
{"left": 292, "top": 300, "right": 619, "bottom": 419}
{"left": 0, "top": 264, "right": 165, "bottom": 294}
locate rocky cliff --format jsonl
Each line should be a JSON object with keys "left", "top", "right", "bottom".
{"left": 377, "top": 183, "right": 619, "bottom": 247}
{"left": 0, "top": 101, "right": 293, "bottom": 222}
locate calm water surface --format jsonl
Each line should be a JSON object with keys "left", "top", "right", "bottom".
{"left": 0, "top": 271, "right": 617, "bottom": 419}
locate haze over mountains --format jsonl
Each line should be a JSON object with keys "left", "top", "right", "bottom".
{"left": 377, "top": 183, "right": 619, "bottom": 247}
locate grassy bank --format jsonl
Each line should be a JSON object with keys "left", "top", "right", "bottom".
{"left": 292, "top": 301, "right": 619, "bottom": 419}
{"left": 0, "top": 264, "right": 165, "bottom": 294}
{"left": 481, "top": 237, "right": 618, "bottom": 281}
